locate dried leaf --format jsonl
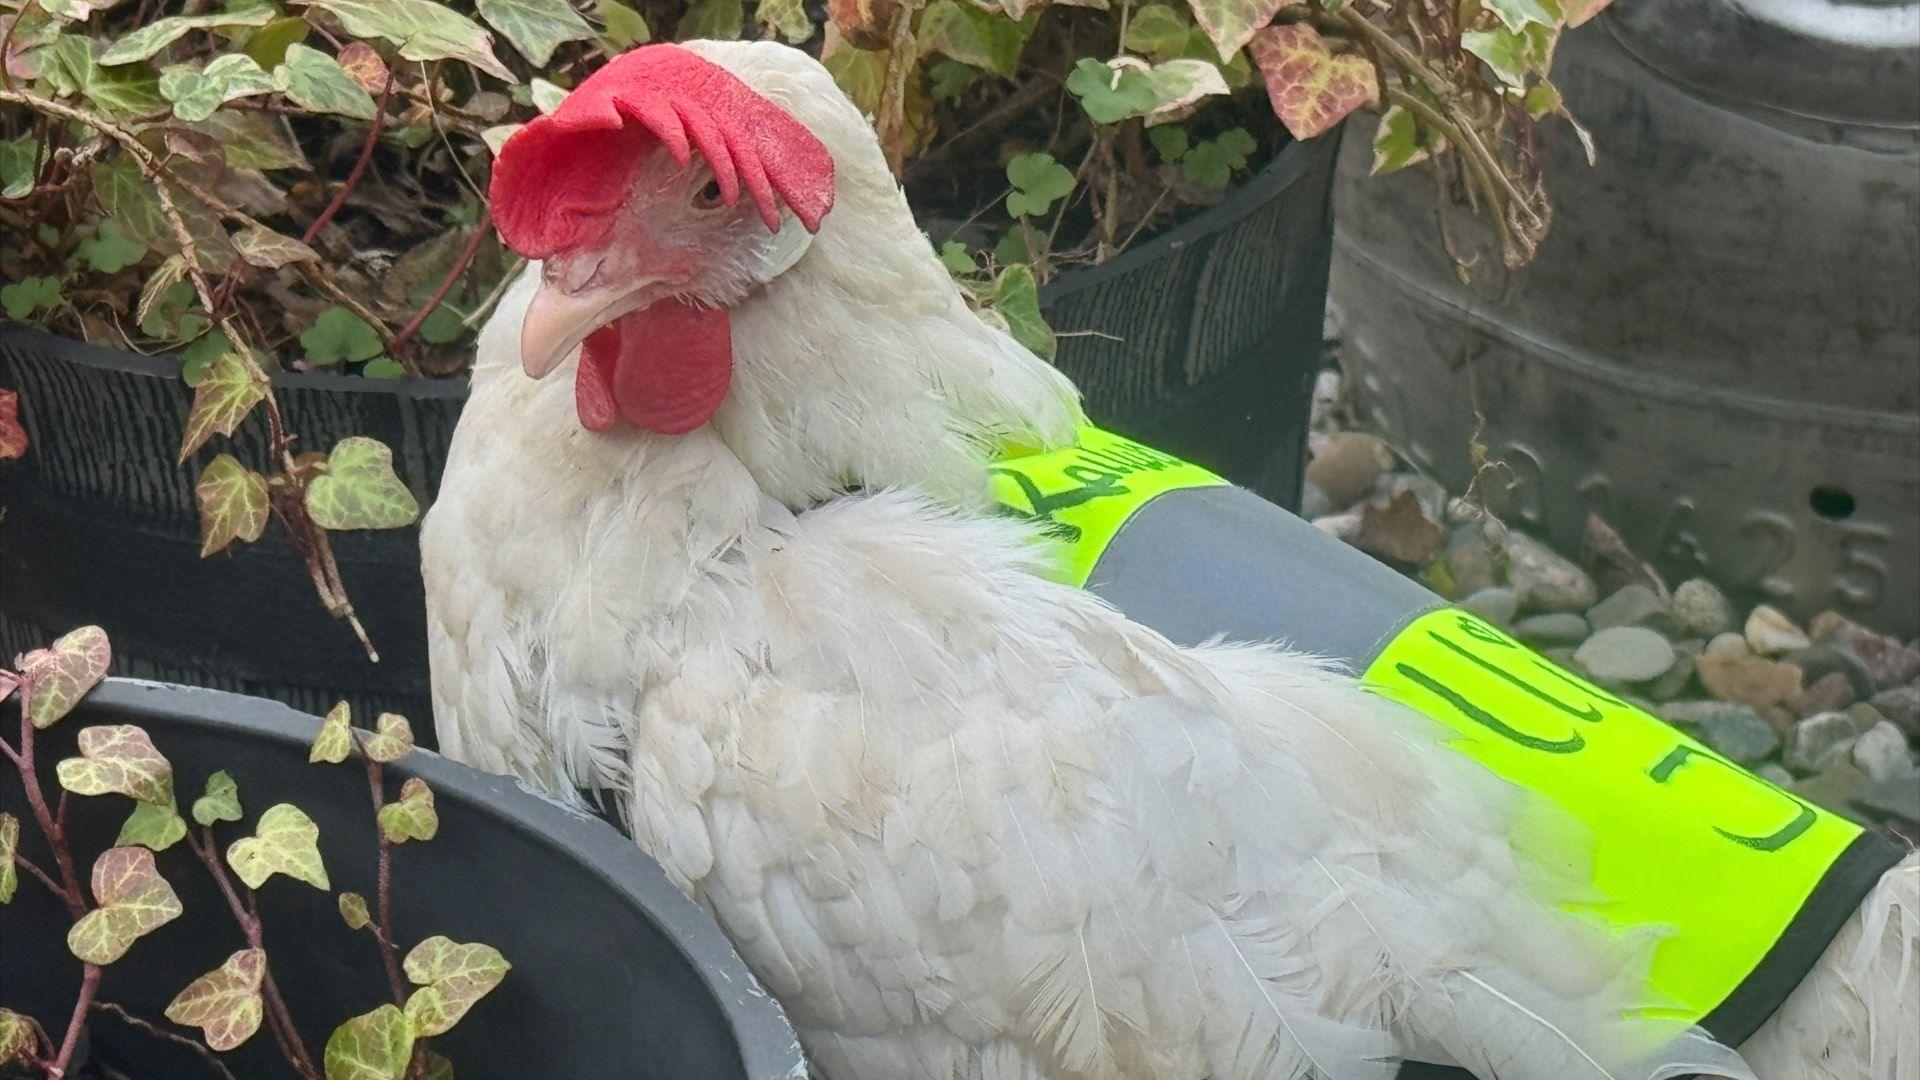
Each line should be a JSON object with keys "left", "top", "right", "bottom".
{"left": 275, "top": 43, "right": 377, "bottom": 119}
{"left": 305, "top": 438, "right": 420, "bottom": 531}
{"left": 339, "top": 890, "right": 371, "bottom": 929}
{"left": 178, "top": 350, "right": 268, "bottom": 463}
{"left": 476, "top": 0, "right": 593, "bottom": 65}
{"left": 378, "top": 778, "right": 438, "bottom": 843}
{"left": 0, "top": 388, "right": 25, "bottom": 460}
{"left": 310, "top": 701, "right": 354, "bottom": 764}
{"left": 166, "top": 948, "right": 265, "bottom": 1051}
{"left": 1353, "top": 489, "right": 1443, "bottom": 565}
{"left": 299, "top": 0, "right": 513, "bottom": 82}
{"left": 362, "top": 713, "right": 415, "bottom": 762}
{"left": 117, "top": 800, "right": 188, "bottom": 851}
{"left": 826, "top": 0, "right": 897, "bottom": 49}
{"left": 192, "top": 770, "right": 244, "bottom": 826}
{"left": 226, "top": 804, "right": 329, "bottom": 890}
{"left": 324, "top": 1004, "right": 415, "bottom": 1080}
{"left": 1249, "top": 23, "right": 1376, "bottom": 140}
{"left": 67, "top": 847, "right": 183, "bottom": 964}
{"left": 233, "top": 225, "right": 320, "bottom": 269}
{"left": 403, "top": 937, "right": 510, "bottom": 1036}
{"left": 21, "top": 626, "right": 111, "bottom": 729}
{"left": 0, "top": 814, "right": 18, "bottom": 904}
{"left": 57, "top": 724, "right": 175, "bottom": 805}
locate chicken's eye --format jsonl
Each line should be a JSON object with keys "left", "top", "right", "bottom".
{"left": 693, "top": 178, "right": 725, "bottom": 209}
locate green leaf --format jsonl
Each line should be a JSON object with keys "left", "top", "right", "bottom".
{"left": 117, "top": 800, "right": 188, "bottom": 851}
{"left": 362, "top": 713, "right": 416, "bottom": 762}
{"left": 233, "top": 225, "right": 319, "bottom": 269}
{"left": 306, "top": 439, "right": 420, "bottom": 530}
{"left": 361, "top": 356, "right": 407, "bottom": 379}
{"left": 402, "top": 937, "right": 510, "bottom": 1036}
{"left": 755, "top": 0, "right": 812, "bottom": 42}
{"left": 139, "top": 263, "right": 193, "bottom": 336}
{"left": 1, "top": 275, "right": 62, "bottom": 320}
{"left": 56, "top": 724, "right": 175, "bottom": 805}
{"left": 992, "top": 226, "right": 1029, "bottom": 265}
{"left": 165, "top": 948, "right": 265, "bottom": 1051}
{"left": 1148, "top": 124, "right": 1189, "bottom": 162}
{"left": 339, "top": 890, "right": 371, "bottom": 929}
{"left": 928, "top": 59, "right": 976, "bottom": 101}
{"left": 528, "top": 76, "right": 568, "bottom": 113}
{"left": 378, "top": 778, "right": 438, "bottom": 843}
{"left": 99, "top": 8, "right": 277, "bottom": 64}
{"left": 78, "top": 219, "right": 148, "bottom": 273}
{"left": 990, "top": 264, "right": 1053, "bottom": 360}
{"left": 300, "top": 306, "right": 384, "bottom": 366}
{"left": 22, "top": 627, "right": 112, "bottom": 730}
{"left": 1485, "top": 0, "right": 1559, "bottom": 31}
{"left": 67, "top": 847, "right": 184, "bottom": 965}
{"left": 325, "top": 1004, "right": 415, "bottom": 1080}
{"left": 1122, "top": 3, "right": 1190, "bottom": 59}
{"left": 937, "top": 241, "right": 975, "bottom": 275}
{"left": 160, "top": 54, "right": 277, "bottom": 123}
{"left": 310, "top": 701, "right": 354, "bottom": 764}
{"left": 298, "top": 0, "right": 513, "bottom": 81}
{"left": 0, "top": 1007, "right": 32, "bottom": 1064}
{"left": 1524, "top": 78, "right": 1562, "bottom": 119}
{"left": 595, "top": 0, "right": 650, "bottom": 48}
{"left": 481, "top": 123, "right": 522, "bottom": 155}
{"left": 1131, "top": 57, "right": 1229, "bottom": 124}
{"left": 1461, "top": 24, "right": 1551, "bottom": 88}
{"left": 1185, "top": 0, "right": 1289, "bottom": 58}
{"left": 192, "top": 770, "right": 245, "bottom": 826}
{"left": 32, "top": 34, "right": 98, "bottom": 97}
{"left": 180, "top": 332, "right": 229, "bottom": 386}
{"left": 1181, "top": 126, "right": 1255, "bottom": 188}
{"left": 92, "top": 157, "right": 229, "bottom": 262}
{"left": 84, "top": 63, "right": 169, "bottom": 120}
{"left": 1249, "top": 23, "right": 1376, "bottom": 139}
{"left": 677, "top": 0, "right": 743, "bottom": 39}
{"left": 246, "top": 15, "right": 312, "bottom": 67}
{"left": 178, "top": 349, "right": 268, "bottom": 462}
{"left": 417, "top": 304, "right": 468, "bottom": 344}
{"left": 1005, "top": 152, "right": 1073, "bottom": 218}
{"left": 274, "top": 43, "right": 377, "bottom": 120}
{"left": 1370, "top": 102, "right": 1434, "bottom": 176}
{"left": 1064, "top": 57, "right": 1157, "bottom": 125}
{"left": 195, "top": 453, "right": 270, "bottom": 557}
{"left": 0, "top": 136, "right": 44, "bottom": 199}
{"left": 0, "top": 814, "right": 18, "bottom": 904}
{"left": 476, "top": 0, "right": 592, "bottom": 65}
{"left": 422, "top": 1053, "right": 454, "bottom": 1080}
{"left": 918, "top": 0, "right": 1032, "bottom": 78}
{"left": 226, "top": 803, "right": 329, "bottom": 890}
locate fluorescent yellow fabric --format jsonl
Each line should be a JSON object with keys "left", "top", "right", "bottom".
{"left": 1365, "top": 608, "right": 1866, "bottom": 1024}
{"left": 990, "top": 426, "right": 1226, "bottom": 587}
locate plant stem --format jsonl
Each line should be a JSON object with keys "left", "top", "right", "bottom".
{"left": 16, "top": 704, "right": 83, "bottom": 917}
{"left": 386, "top": 211, "right": 491, "bottom": 364}
{"left": 92, "top": 1002, "right": 240, "bottom": 1080}
{"left": 357, "top": 746, "right": 408, "bottom": 1005}
{"left": 302, "top": 78, "right": 395, "bottom": 247}
{"left": 48, "top": 963, "right": 101, "bottom": 1079}
{"left": 188, "top": 829, "right": 321, "bottom": 1080}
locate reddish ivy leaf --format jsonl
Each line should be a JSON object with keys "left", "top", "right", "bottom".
{"left": 1250, "top": 24, "right": 1377, "bottom": 140}
{"left": 67, "top": 847, "right": 184, "bottom": 965}
{"left": 165, "top": 948, "right": 266, "bottom": 1051}
{"left": 195, "top": 453, "right": 270, "bottom": 557}
{"left": 21, "top": 625, "right": 112, "bottom": 729}
{"left": 0, "top": 388, "right": 25, "bottom": 459}
{"left": 1186, "top": 0, "right": 1290, "bottom": 61}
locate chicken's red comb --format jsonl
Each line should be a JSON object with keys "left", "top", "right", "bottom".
{"left": 490, "top": 45, "right": 835, "bottom": 259}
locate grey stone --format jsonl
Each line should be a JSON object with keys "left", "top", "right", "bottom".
{"left": 1503, "top": 531, "right": 1597, "bottom": 614}
{"left": 1851, "top": 722, "right": 1917, "bottom": 783}
{"left": 1461, "top": 587, "right": 1520, "bottom": 628}
{"left": 1659, "top": 699, "right": 1743, "bottom": 726}
{"left": 1645, "top": 653, "right": 1697, "bottom": 702}
{"left": 1854, "top": 777, "right": 1920, "bottom": 830}
{"left": 1785, "top": 671, "right": 1858, "bottom": 719}
{"left": 1703, "top": 632, "right": 1751, "bottom": 659}
{"left": 1671, "top": 578, "right": 1736, "bottom": 638}
{"left": 1305, "top": 432, "right": 1395, "bottom": 511}
{"left": 1746, "top": 604, "right": 1811, "bottom": 656}
{"left": 1783, "top": 643, "right": 1876, "bottom": 699}
{"left": 1845, "top": 702, "right": 1890, "bottom": 736}
{"left": 1756, "top": 763, "right": 1795, "bottom": 787}
{"left": 1443, "top": 523, "right": 1504, "bottom": 597}
{"left": 1793, "top": 761, "right": 1875, "bottom": 825}
{"left": 1513, "top": 612, "right": 1591, "bottom": 646}
{"left": 1575, "top": 627, "right": 1676, "bottom": 685}
{"left": 1692, "top": 706, "right": 1781, "bottom": 765}
{"left": 1586, "top": 583, "right": 1673, "bottom": 633}
{"left": 1785, "top": 712, "right": 1861, "bottom": 774}
{"left": 1540, "top": 646, "right": 1583, "bottom": 674}
{"left": 1869, "top": 685, "right": 1920, "bottom": 738}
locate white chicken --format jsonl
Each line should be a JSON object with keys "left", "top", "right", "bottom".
{"left": 422, "top": 41, "right": 1917, "bottom": 1080}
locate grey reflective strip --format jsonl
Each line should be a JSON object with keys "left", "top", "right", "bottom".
{"left": 1082, "top": 485, "right": 1443, "bottom": 672}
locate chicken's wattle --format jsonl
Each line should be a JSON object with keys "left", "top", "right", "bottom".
{"left": 575, "top": 298, "right": 732, "bottom": 434}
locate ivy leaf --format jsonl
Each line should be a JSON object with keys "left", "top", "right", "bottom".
{"left": 178, "top": 349, "right": 268, "bottom": 463}
{"left": 92, "top": 158, "right": 229, "bottom": 262}
{"left": 339, "top": 890, "right": 371, "bottom": 929}
{"left": 227, "top": 804, "right": 329, "bottom": 890}
{"left": 137, "top": 261, "right": 191, "bottom": 334}
{"left": 1486, "top": 0, "right": 1559, "bottom": 30}
{"left": 755, "top": 0, "right": 812, "bottom": 42}
{"left": 1370, "top": 102, "right": 1437, "bottom": 176}
{"left": 417, "top": 304, "right": 468, "bottom": 345}
{"left": 1524, "top": 78, "right": 1562, "bottom": 119}
{"left": 298, "top": 0, "right": 514, "bottom": 82}
{"left": 2, "top": 275, "right": 62, "bottom": 320}
{"left": 481, "top": 124, "right": 521, "bottom": 155}
{"left": 1462, "top": 24, "right": 1551, "bottom": 88}
{"left": 528, "top": 77, "right": 568, "bottom": 114}
{"left": 1249, "top": 23, "right": 1376, "bottom": 140}
{"left": 595, "top": 0, "right": 649, "bottom": 48}
{"left": 1005, "top": 152, "right": 1073, "bottom": 218}
{"left": 335, "top": 41, "right": 393, "bottom": 94}
{"left": 918, "top": 0, "right": 1032, "bottom": 77}
{"left": 271, "top": 58, "right": 377, "bottom": 118}
{"left": 677, "top": 0, "right": 743, "bottom": 39}
{"left": 0, "top": 135, "right": 44, "bottom": 199}
{"left": 84, "top": 64, "right": 170, "bottom": 120}
{"left": 67, "top": 847, "right": 184, "bottom": 964}
{"left": 361, "top": 357, "right": 407, "bottom": 379}
{"left": 77, "top": 219, "right": 147, "bottom": 273}
{"left": 378, "top": 778, "right": 438, "bottom": 843}
{"left": 56, "top": 724, "right": 175, "bottom": 805}
{"left": 422, "top": 1054, "right": 454, "bottom": 1080}
{"left": 990, "top": 264, "right": 1054, "bottom": 360}
{"left": 0, "top": 814, "right": 18, "bottom": 904}
{"left": 1181, "top": 127, "right": 1255, "bottom": 188}
{"left": 233, "top": 225, "right": 320, "bottom": 269}
{"left": 310, "top": 701, "right": 354, "bottom": 764}
{"left": 1563, "top": 0, "right": 1610, "bottom": 26}
{"left": 22, "top": 627, "right": 112, "bottom": 730}
{"left": 1064, "top": 57, "right": 1158, "bottom": 125}
{"left": 117, "top": 800, "right": 188, "bottom": 851}
{"left": 0, "top": 1009, "right": 29, "bottom": 1065}
{"left": 195, "top": 453, "right": 270, "bottom": 557}
{"left": 1122, "top": 3, "right": 1190, "bottom": 59}
{"left": 192, "top": 770, "right": 244, "bottom": 826}
{"left": 98, "top": 8, "right": 276, "bottom": 64}
{"left": 165, "top": 948, "right": 265, "bottom": 1051}
{"left": 937, "top": 241, "right": 976, "bottom": 275}
{"left": 1148, "top": 124, "right": 1189, "bottom": 162}
{"left": 300, "top": 306, "right": 384, "bottom": 366}
{"left": 362, "top": 713, "right": 416, "bottom": 762}
{"left": 1133, "top": 57, "right": 1230, "bottom": 125}
{"left": 305, "top": 439, "right": 420, "bottom": 531}
{"left": 0, "top": 389, "right": 27, "bottom": 462}
{"left": 1185, "top": 0, "right": 1289, "bottom": 58}
{"left": 402, "top": 937, "right": 510, "bottom": 1036}
{"left": 324, "top": 1004, "right": 415, "bottom": 1080}
{"left": 246, "top": 15, "right": 312, "bottom": 68}
{"left": 476, "top": 0, "right": 593, "bottom": 65}
{"left": 159, "top": 54, "right": 277, "bottom": 123}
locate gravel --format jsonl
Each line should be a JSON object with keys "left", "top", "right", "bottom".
{"left": 1513, "top": 612, "right": 1591, "bottom": 646}
{"left": 1575, "top": 627, "right": 1676, "bottom": 685}
{"left": 1672, "top": 578, "right": 1737, "bottom": 638}
{"left": 1785, "top": 711, "right": 1862, "bottom": 774}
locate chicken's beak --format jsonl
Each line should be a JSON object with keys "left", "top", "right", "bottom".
{"left": 519, "top": 279, "right": 657, "bottom": 380}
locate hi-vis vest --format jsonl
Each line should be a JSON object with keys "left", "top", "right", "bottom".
{"left": 990, "top": 425, "right": 1906, "bottom": 1049}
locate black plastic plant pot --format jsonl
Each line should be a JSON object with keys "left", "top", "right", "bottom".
{"left": 0, "top": 126, "right": 1343, "bottom": 728}
{"left": 0, "top": 678, "right": 807, "bottom": 1080}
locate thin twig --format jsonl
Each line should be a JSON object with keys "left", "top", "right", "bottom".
{"left": 302, "top": 78, "right": 396, "bottom": 246}
{"left": 92, "top": 1002, "right": 241, "bottom": 1080}
{"left": 387, "top": 211, "right": 491, "bottom": 362}
{"left": 352, "top": 733, "right": 409, "bottom": 1005}
{"left": 187, "top": 829, "right": 322, "bottom": 1080}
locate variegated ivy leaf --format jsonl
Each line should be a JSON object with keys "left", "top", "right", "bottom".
{"left": 159, "top": 54, "right": 277, "bottom": 123}
{"left": 1249, "top": 23, "right": 1376, "bottom": 140}
{"left": 755, "top": 0, "right": 812, "bottom": 42}
{"left": 481, "top": 124, "right": 523, "bottom": 156}
{"left": 0, "top": 813, "right": 19, "bottom": 904}
{"left": 403, "top": 937, "right": 510, "bottom": 1036}
{"left": 1486, "top": 0, "right": 1560, "bottom": 31}
{"left": 311, "top": 701, "right": 355, "bottom": 764}
{"left": 1462, "top": 24, "right": 1554, "bottom": 88}
{"left": 196, "top": 454, "right": 270, "bottom": 558}
{"left": 274, "top": 44, "right": 378, "bottom": 120}
{"left": 528, "top": 77, "right": 568, "bottom": 114}
{"left": 378, "top": 778, "right": 438, "bottom": 843}
{"left": 233, "top": 226, "right": 320, "bottom": 270}
{"left": 178, "top": 350, "right": 268, "bottom": 464}
{"left": 193, "top": 770, "right": 244, "bottom": 826}
{"left": 1563, "top": 0, "right": 1610, "bottom": 26}
{"left": 1064, "top": 57, "right": 1158, "bottom": 125}
{"left": 0, "top": 1007, "right": 33, "bottom": 1064}
{"left": 22, "top": 625, "right": 111, "bottom": 729}
{"left": 56, "top": 724, "right": 174, "bottom": 805}
{"left": 362, "top": 713, "right": 415, "bottom": 763}
{"left": 298, "top": 0, "right": 514, "bottom": 82}
{"left": 165, "top": 948, "right": 265, "bottom": 1051}
{"left": 918, "top": 0, "right": 1031, "bottom": 78}
{"left": 226, "top": 804, "right": 329, "bottom": 890}
{"left": 118, "top": 800, "right": 188, "bottom": 851}
{"left": 1370, "top": 102, "right": 1437, "bottom": 176}
{"left": 67, "top": 847, "right": 184, "bottom": 964}
{"left": 1129, "top": 57, "right": 1230, "bottom": 126}
{"left": 324, "top": 1004, "right": 415, "bottom": 1080}
{"left": 476, "top": 0, "right": 593, "bottom": 66}
{"left": 98, "top": 8, "right": 276, "bottom": 64}
{"left": 339, "top": 890, "right": 371, "bottom": 929}
{"left": 305, "top": 438, "right": 421, "bottom": 531}
{"left": 1184, "top": 0, "right": 1290, "bottom": 60}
